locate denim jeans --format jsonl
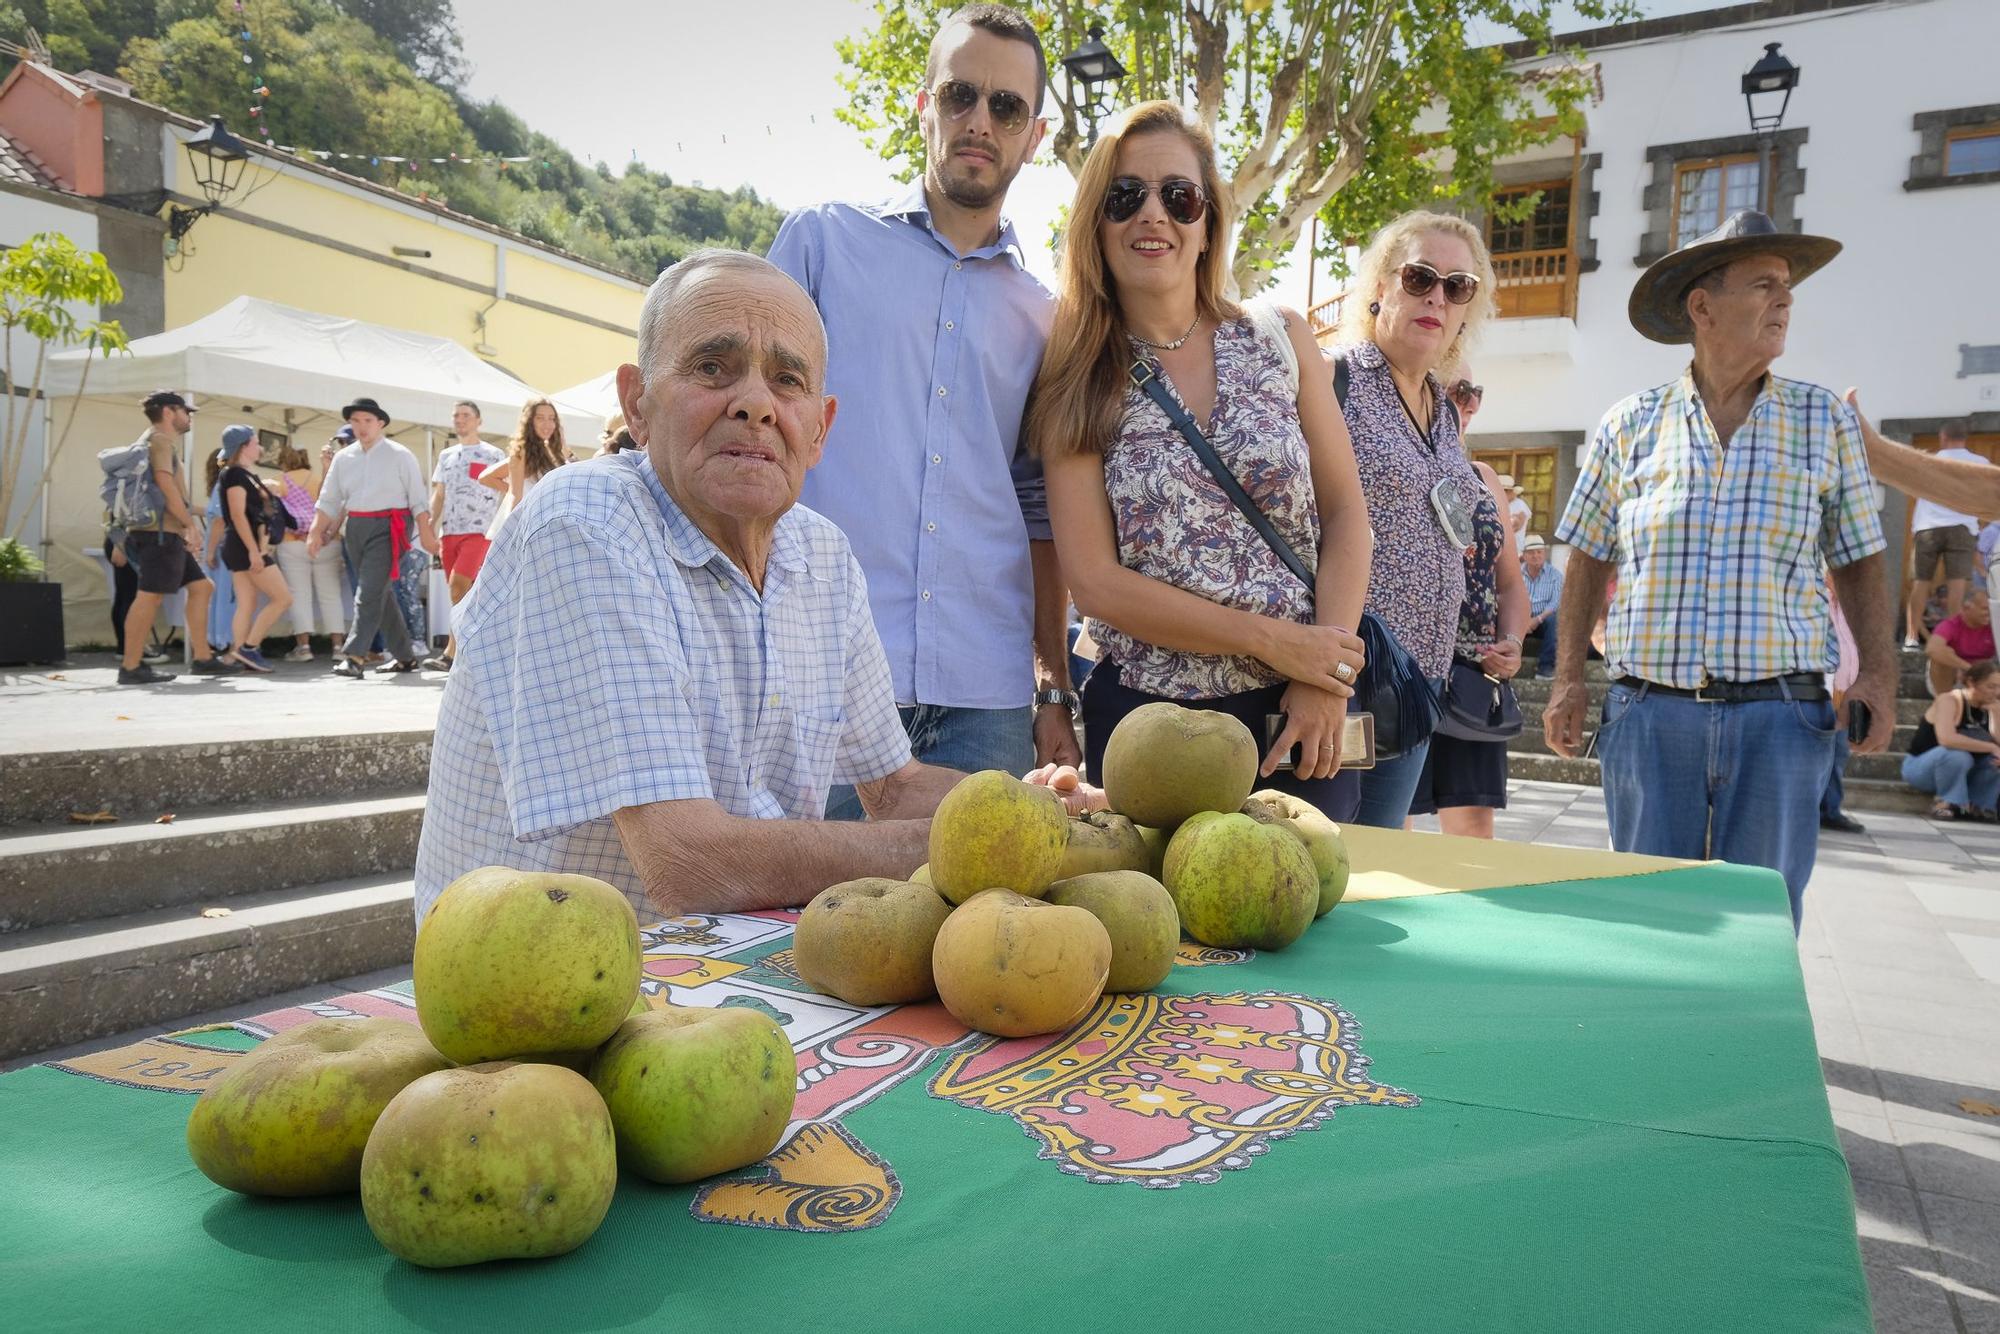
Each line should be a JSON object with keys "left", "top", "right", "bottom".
{"left": 1901, "top": 746, "right": 2000, "bottom": 812}
{"left": 824, "top": 703, "right": 1035, "bottom": 821}
{"left": 1598, "top": 682, "right": 1836, "bottom": 928}
{"left": 1533, "top": 609, "right": 1559, "bottom": 676}
{"left": 1820, "top": 729, "right": 1850, "bottom": 820}
{"left": 1349, "top": 674, "right": 1445, "bottom": 829}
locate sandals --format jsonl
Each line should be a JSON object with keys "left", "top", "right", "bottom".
{"left": 1928, "top": 801, "right": 1964, "bottom": 822}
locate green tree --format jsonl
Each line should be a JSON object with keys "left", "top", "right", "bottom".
{"left": 0, "top": 233, "right": 128, "bottom": 541}
{"left": 333, "top": 0, "right": 465, "bottom": 87}
{"left": 838, "top": 0, "right": 1632, "bottom": 293}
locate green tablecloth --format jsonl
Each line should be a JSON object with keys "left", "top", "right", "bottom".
{"left": 0, "top": 834, "right": 1870, "bottom": 1332}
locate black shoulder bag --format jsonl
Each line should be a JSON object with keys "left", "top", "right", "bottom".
{"left": 1130, "top": 356, "right": 1440, "bottom": 759}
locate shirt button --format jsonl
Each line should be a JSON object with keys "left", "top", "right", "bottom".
{"left": 945, "top": 321, "right": 954, "bottom": 331}
{"left": 767, "top": 693, "right": 781, "bottom": 707}
{"left": 953, "top": 262, "right": 962, "bottom": 271}
{"left": 937, "top": 386, "right": 948, "bottom": 397}
{"left": 921, "top": 590, "right": 932, "bottom": 601}
{"left": 930, "top": 454, "right": 941, "bottom": 465}
{"left": 926, "top": 522, "right": 937, "bottom": 532}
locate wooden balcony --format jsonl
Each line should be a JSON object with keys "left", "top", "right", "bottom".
{"left": 1492, "top": 246, "right": 1577, "bottom": 320}
{"left": 1308, "top": 292, "right": 1345, "bottom": 343}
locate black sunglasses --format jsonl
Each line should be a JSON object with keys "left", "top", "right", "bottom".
{"left": 929, "top": 79, "right": 1035, "bottom": 136}
{"left": 1448, "top": 380, "right": 1484, "bottom": 406}
{"left": 1398, "top": 262, "right": 1480, "bottom": 305}
{"left": 1103, "top": 176, "right": 1208, "bottom": 226}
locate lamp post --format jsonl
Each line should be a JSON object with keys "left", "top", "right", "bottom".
{"left": 166, "top": 115, "right": 252, "bottom": 250}
{"left": 1059, "top": 24, "right": 1127, "bottom": 148}
{"left": 1740, "top": 42, "right": 1799, "bottom": 214}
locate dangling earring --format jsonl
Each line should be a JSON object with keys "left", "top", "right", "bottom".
{"left": 1368, "top": 300, "right": 1381, "bottom": 316}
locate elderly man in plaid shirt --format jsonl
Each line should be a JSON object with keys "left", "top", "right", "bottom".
{"left": 415, "top": 250, "right": 1093, "bottom": 925}
{"left": 1543, "top": 212, "right": 1896, "bottom": 926}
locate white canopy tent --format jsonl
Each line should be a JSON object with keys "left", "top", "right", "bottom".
{"left": 552, "top": 366, "right": 622, "bottom": 429}
{"left": 45, "top": 295, "right": 607, "bottom": 440}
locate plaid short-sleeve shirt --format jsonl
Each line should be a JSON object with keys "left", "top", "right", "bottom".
{"left": 1554, "top": 368, "right": 1884, "bottom": 689}
{"left": 413, "top": 451, "right": 914, "bottom": 922}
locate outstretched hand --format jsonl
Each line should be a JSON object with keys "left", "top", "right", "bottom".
{"left": 1024, "top": 763, "right": 1108, "bottom": 816}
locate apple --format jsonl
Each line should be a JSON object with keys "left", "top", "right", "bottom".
{"left": 590, "top": 1006, "right": 796, "bottom": 1183}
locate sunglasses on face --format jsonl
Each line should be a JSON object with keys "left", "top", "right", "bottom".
{"left": 929, "top": 79, "right": 1036, "bottom": 136}
{"left": 1398, "top": 262, "right": 1481, "bottom": 305}
{"left": 1103, "top": 177, "right": 1208, "bottom": 226}
{"left": 1449, "top": 380, "right": 1484, "bottom": 407}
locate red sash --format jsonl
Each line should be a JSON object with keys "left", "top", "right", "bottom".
{"left": 351, "top": 509, "right": 410, "bottom": 566}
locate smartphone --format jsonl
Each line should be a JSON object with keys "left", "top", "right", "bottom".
{"left": 1265, "top": 713, "right": 1377, "bottom": 771}
{"left": 1846, "top": 699, "right": 1871, "bottom": 747}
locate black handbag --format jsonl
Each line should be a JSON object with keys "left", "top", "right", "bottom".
{"left": 1129, "top": 357, "right": 1440, "bottom": 759}
{"left": 1433, "top": 659, "right": 1524, "bottom": 741}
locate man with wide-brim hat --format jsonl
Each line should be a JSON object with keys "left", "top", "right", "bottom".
{"left": 307, "top": 395, "right": 442, "bottom": 676}
{"left": 1542, "top": 209, "right": 1896, "bottom": 929}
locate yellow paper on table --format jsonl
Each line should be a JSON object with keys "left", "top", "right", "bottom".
{"left": 1341, "top": 824, "right": 1698, "bottom": 900}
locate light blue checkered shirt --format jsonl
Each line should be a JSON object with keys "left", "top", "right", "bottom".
{"left": 414, "top": 451, "right": 914, "bottom": 922}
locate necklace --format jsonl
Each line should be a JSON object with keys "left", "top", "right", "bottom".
{"left": 1131, "top": 313, "right": 1201, "bottom": 351}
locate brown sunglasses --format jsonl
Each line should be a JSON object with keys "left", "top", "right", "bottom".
{"left": 1399, "top": 262, "right": 1481, "bottom": 305}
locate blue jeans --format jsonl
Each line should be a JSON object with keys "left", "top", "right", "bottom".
{"left": 1533, "top": 609, "right": 1559, "bottom": 676}
{"left": 824, "top": 704, "right": 1034, "bottom": 821}
{"left": 1349, "top": 673, "right": 1445, "bottom": 829}
{"left": 1820, "top": 729, "right": 1850, "bottom": 820}
{"left": 1599, "top": 682, "right": 1835, "bottom": 929}
{"left": 1902, "top": 746, "right": 2000, "bottom": 812}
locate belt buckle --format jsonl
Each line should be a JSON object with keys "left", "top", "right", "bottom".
{"left": 1693, "top": 675, "right": 1722, "bottom": 704}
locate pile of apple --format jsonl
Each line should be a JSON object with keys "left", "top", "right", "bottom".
{"left": 184, "top": 868, "right": 794, "bottom": 1268}
{"left": 794, "top": 701, "right": 1351, "bottom": 1038}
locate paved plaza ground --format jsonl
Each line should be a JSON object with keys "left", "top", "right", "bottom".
{"left": 4, "top": 655, "right": 1998, "bottom": 1331}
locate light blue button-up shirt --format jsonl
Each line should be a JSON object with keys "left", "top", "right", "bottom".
{"left": 1521, "top": 562, "right": 1564, "bottom": 618}
{"left": 768, "top": 182, "right": 1053, "bottom": 711}
{"left": 413, "top": 452, "right": 913, "bottom": 923}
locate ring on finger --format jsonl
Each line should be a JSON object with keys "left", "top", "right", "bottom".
{"left": 1333, "top": 662, "right": 1355, "bottom": 683}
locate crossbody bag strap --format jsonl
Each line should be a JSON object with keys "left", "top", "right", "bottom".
{"left": 1128, "top": 357, "right": 1315, "bottom": 592}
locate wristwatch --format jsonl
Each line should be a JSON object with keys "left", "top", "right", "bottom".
{"left": 1034, "top": 687, "right": 1082, "bottom": 721}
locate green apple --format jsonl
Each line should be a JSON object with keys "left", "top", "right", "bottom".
{"left": 360, "top": 1061, "right": 618, "bottom": 1267}
{"left": 927, "top": 770, "right": 1069, "bottom": 905}
{"left": 1057, "top": 811, "right": 1150, "bottom": 879}
{"left": 590, "top": 1006, "right": 796, "bottom": 1184}
{"left": 794, "top": 877, "right": 951, "bottom": 1005}
{"left": 1243, "top": 789, "right": 1352, "bottom": 916}
{"left": 1163, "top": 812, "right": 1318, "bottom": 949}
{"left": 1044, "top": 870, "right": 1179, "bottom": 993}
{"left": 186, "top": 1017, "right": 451, "bottom": 1196}
{"left": 415, "top": 866, "right": 641, "bottom": 1065}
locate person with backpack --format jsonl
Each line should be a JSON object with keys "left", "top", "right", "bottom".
{"left": 106, "top": 390, "right": 239, "bottom": 684}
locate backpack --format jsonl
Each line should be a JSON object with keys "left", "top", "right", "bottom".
{"left": 98, "top": 439, "right": 166, "bottom": 535}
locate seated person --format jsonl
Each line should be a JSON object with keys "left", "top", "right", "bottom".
{"left": 1901, "top": 659, "right": 2000, "bottom": 822}
{"left": 1925, "top": 591, "right": 1994, "bottom": 697}
{"left": 415, "top": 251, "right": 1093, "bottom": 924}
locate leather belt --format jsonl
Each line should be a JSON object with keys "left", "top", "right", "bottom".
{"left": 1618, "top": 672, "right": 1828, "bottom": 704}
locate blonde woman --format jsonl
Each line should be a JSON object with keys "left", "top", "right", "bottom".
{"left": 480, "top": 397, "right": 572, "bottom": 538}
{"left": 271, "top": 440, "right": 343, "bottom": 660}
{"left": 1027, "top": 101, "right": 1371, "bottom": 822}
{"left": 1329, "top": 210, "right": 1499, "bottom": 826}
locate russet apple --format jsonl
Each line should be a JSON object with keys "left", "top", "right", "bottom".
{"left": 932, "top": 889, "right": 1111, "bottom": 1037}
{"left": 590, "top": 1006, "right": 796, "bottom": 1183}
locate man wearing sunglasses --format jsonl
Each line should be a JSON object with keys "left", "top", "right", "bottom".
{"left": 769, "top": 4, "right": 1077, "bottom": 817}
{"left": 1545, "top": 210, "right": 1896, "bottom": 929}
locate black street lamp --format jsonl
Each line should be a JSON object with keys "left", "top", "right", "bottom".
{"left": 1060, "top": 24, "right": 1127, "bottom": 147}
{"left": 167, "top": 115, "right": 252, "bottom": 247}
{"left": 1741, "top": 42, "right": 1799, "bottom": 212}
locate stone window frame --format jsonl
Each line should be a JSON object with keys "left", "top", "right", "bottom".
{"left": 1635, "top": 129, "right": 1808, "bottom": 267}
{"left": 1906, "top": 103, "right": 2000, "bottom": 191}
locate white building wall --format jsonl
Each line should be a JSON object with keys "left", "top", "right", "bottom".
{"left": 1478, "top": 0, "right": 2000, "bottom": 440}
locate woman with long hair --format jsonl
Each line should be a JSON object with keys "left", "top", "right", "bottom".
{"left": 199, "top": 447, "right": 236, "bottom": 654}
{"left": 213, "top": 425, "right": 292, "bottom": 672}
{"left": 270, "top": 440, "right": 344, "bottom": 660}
{"left": 1329, "top": 210, "right": 1500, "bottom": 827}
{"left": 1026, "top": 101, "right": 1371, "bottom": 820}
{"left": 479, "top": 396, "right": 571, "bottom": 538}
{"left": 1903, "top": 659, "right": 2000, "bottom": 821}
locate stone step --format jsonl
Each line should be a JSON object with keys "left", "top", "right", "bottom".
{"left": 0, "top": 730, "right": 433, "bottom": 826}
{"left": 1505, "top": 726, "right": 1916, "bottom": 780}
{"left": 0, "top": 875, "right": 416, "bottom": 1062}
{"left": 1502, "top": 752, "right": 1935, "bottom": 815}
{"left": 0, "top": 794, "right": 424, "bottom": 933}
{"left": 1507, "top": 677, "right": 1935, "bottom": 726}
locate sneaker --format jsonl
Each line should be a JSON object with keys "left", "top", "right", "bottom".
{"left": 1818, "top": 811, "right": 1866, "bottom": 834}
{"left": 284, "top": 644, "right": 314, "bottom": 663}
{"left": 376, "top": 657, "right": 423, "bottom": 674}
{"left": 117, "top": 664, "right": 176, "bottom": 685}
{"left": 190, "top": 656, "right": 243, "bottom": 676}
{"left": 331, "top": 657, "right": 368, "bottom": 679}
{"left": 140, "top": 646, "right": 171, "bottom": 665}
{"left": 420, "top": 655, "right": 453, "bottom": 673}
{"left": 231, "top": 646, "right": 274, "bottom": 674}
